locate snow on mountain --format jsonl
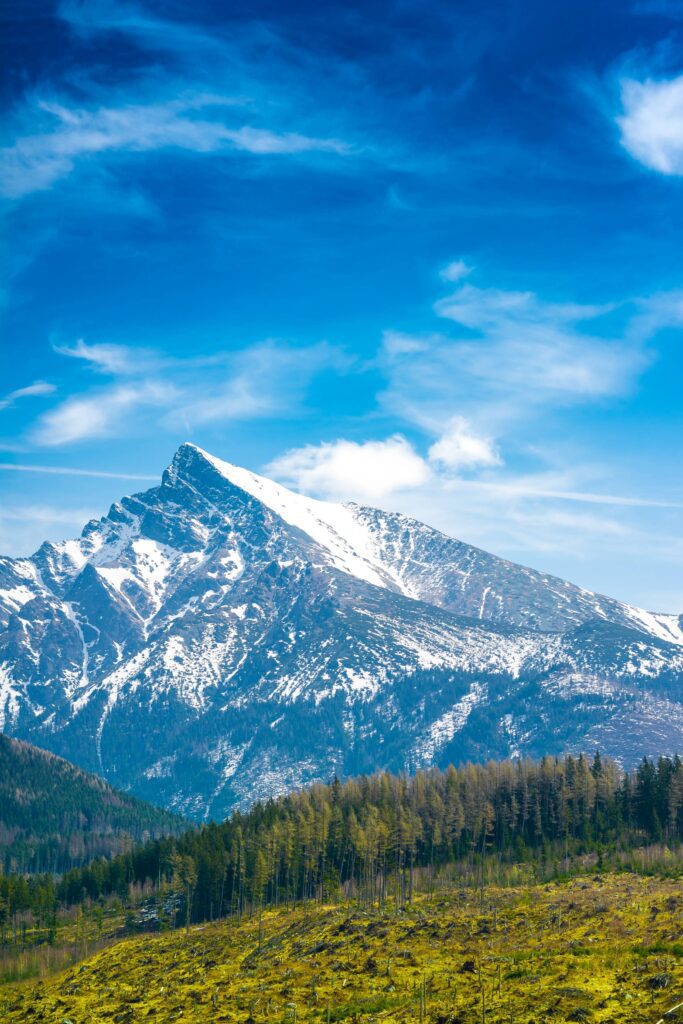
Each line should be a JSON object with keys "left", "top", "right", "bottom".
{"left": 0, "top": 441, "right": 682, "bottom": 819}
{"left": 194, "top": 448, "right": 399, "bottom": 591}
{"left": 183, "top": 446, "right": 683, "bottom": 639}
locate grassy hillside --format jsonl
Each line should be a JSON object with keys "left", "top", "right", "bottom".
{"left": 0, "top": 734, "right": 185, "bottom": 872}
{"left": 4, "top": 873, "right": 683, "bottom": 1022}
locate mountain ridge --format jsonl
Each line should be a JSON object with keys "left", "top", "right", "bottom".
{"left": 1, "top": 442, "right": 682, "bottom": 819}
{"left": 171, "top": 445, "right": 683, "bottom": 638}
{"left": 0, "top": 732, "right": 185, "bottom": 872}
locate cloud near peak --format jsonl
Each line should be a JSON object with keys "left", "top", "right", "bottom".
{"left": 267, "top": 419, "right": 502, "bottom": 503}
{"left": 428, "top": 416, "right": 501, "bottom": 470}
{"left": 267, "top": 436, "right": 431, "bottom": 503}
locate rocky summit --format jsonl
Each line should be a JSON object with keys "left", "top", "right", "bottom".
{"left": 1, "top": 442, "right": 682, "bottom": 819}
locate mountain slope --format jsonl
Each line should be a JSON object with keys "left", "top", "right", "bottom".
{"left": 0, "top": 733, "right": 185, "bottom": 872}
{"left": 0, "top": 442, "right": 682, "bottom": 818}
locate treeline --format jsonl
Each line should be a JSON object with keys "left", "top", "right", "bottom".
{"left": 4, "top": 753, "right": 683, "bottom": 939}
{"left": 20, "top": 753, "right": 683, "bottom": 924}
{"left": 0, "top": 734, "right": 185, "bottom": 874}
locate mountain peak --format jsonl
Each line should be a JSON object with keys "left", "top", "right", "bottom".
{"left": 168, "top": 442, "right": 291, "bottom": 507}
{"left": 165, "top": 442, "right": 397, "bottom": 590}
{"left": 166, "top": 441, "right": 223, "bottom": 479}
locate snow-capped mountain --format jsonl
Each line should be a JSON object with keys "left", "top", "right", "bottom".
{"left": 1, "top": 442, "right": 682, "bottom": 819}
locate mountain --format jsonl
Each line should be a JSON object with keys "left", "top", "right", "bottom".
{"left": 1, "top": 442, "right": 682, "bottom": 819}
{"left": 0, "top": 733, "right": 185, "bottom": 872}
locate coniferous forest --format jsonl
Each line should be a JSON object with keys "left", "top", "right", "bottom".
{"left": 4, "top": 751, "right": 683, "bottom": 944}
{"left": 0, "top": 734, "right": 185, "bottom": 874}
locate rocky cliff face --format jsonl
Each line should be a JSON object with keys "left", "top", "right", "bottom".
{"left": 1, "top": 442, "right": 682, "bottom": 819}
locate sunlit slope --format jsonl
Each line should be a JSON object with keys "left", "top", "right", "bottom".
{"left": 4, "top": 874, "right": 683, "bottom": 1023}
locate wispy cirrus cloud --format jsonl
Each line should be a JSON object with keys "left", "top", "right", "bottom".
{"left": 54, "top": 338, "right": 167, "bottom": 375}
{"left": 30, "top": 381, "right": 177, "bottom": 447}
{"left": 434, "top": 284, "right": 636, "bottom": 400}
{"left": 0, "top": 462, "right": 156, "bottom": 480}
{"left": 380, "top": 270, "right": 652, "bottom": 440}
{"left": 0, "top": 0, "right": 361, "bottom": 203}
{"left": 0, "top": 381, "right": 56, "bottom": 412}
{"left": 169, "top": 341, "right": 348, "bottom": 429}
{"left": 28, "top": 337, "right": 348, "bottom": 447}
{"left": 57, "top": 0, "right": 224, "bottom": 54}
{"left": 0, "top": 96, "right": 349, "bottom": 199}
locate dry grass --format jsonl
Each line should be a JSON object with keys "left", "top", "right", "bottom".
{"left": 3, "top": 873, "right": 683, "bottom": 1022}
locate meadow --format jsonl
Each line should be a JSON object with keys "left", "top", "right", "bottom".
{"left": 3, "top": 872, "right": 683, "bottom": 1023}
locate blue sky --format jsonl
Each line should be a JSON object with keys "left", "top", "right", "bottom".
{"left": 2, "top": 0, "right": 683, "bottom": 611}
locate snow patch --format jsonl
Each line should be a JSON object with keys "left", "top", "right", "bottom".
{"left": 0, "top": 585, "right": 36, "bottom": 609}
{"left": 414, "top": 682, "right": 487, "bottom": 766}
{"left": 623, "top": 605, "right": 683, "bottom": 646}
{"left": 0, "top": 664, "right": 22, "bottom": 730}
{"left": 97, "top": 566, "right": 136, "bottom": 592}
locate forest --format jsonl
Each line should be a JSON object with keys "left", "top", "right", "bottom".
{"left": 3, "top": 750, "right": 683, "bottom": 949}
{"left": 0, "top": 734, "right": 185, "bottom": 875}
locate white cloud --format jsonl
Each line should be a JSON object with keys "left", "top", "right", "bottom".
{"left": 267, "top": 436, "right": 431, "bottom": 502}
{"left": 225, "top": 126, "right": 348, "bottom": 156}
{"left": 26, "top": 339, "right": 346, "bottom": 446}
{"left": 381, "top": 330, "right": 433, "bottom": 358}
{"left": 53, "top": 338, "right": 149, "bottom": 374}
{"left": 170, "top": 341, "right": 348, "bottom": 428}
{"left": 0, "top": 96, "right": 350, "bottom": 199}
{"left": 0, "top": 380, "right": 56, "bottom": 412}
{"left": 435, "top": 284, "right": 611, "bottom": 333}
{"left": 617, "top": 74, "right": 683, "bottom": 174}
{"left": 439, "top": 259, "right": 471, "bottom": 283}
{"left": 428, "top": 416, "right": 501, "bottom": 470}
{"left": 30, "top": 382, "right": 175, "bottom": 446}
{"left": 380, "top": 283, "right": 648, "bottom": 435}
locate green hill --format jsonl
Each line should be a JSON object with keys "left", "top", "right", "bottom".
{"left": 0, "top": 733, "right": 185, "bottom": 872}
